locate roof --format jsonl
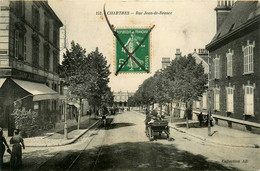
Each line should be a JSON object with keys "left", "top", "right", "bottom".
{"left": 40, "top": 1, "right": 63, "bottom": 27}
{"left": 192, "top": 53, "right": 209, "bottom": 74}
{"left": 208, "top": 1, "right": 259, "bottom": 47}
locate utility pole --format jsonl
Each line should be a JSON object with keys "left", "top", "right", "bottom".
{"left": 208, "top": 89, "right": 212, "bottom": 136}
{"left": 77, "top": 99, "right": 82, "bottom": 130}
{"left": 64, "top": 98, "right": 68, "bottom": 139}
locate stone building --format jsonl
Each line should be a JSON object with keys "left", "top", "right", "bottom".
{"left": 161, "top": 57, "right": 170, "bottom": 69}
{"left": 0, "top": 0, "right": 63, "bottom": 135}
{"left": 113, "top": 91, "right": 134, "bottom": 108}
{"left": 206, "top": 1, "right": 260, "bottom": 127}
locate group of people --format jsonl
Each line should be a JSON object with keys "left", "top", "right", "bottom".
{"left": 0, "top": 128, "right": 25, "bottom": 170}
{"left": 145, "top": 108, "right": 164, "bottom": 125}
{"left": 198, "top": 112, "right": 214, "bottom": 127}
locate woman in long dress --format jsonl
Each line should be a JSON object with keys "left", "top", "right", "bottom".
{"left": 10, "top": 129, "right": 25, "bottom": 170}
{"left": 0, "top": 127, "right": 10, "bottom": 168}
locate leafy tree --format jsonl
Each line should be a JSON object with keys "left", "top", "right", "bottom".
{"left": 85, "top": 47, "right": 111, "bottom": 110}
{"left": 103, "top": 87, "right": 114, "bottom": 107}
{"left": 58, "top": 41, "right": 90, "bottom": 98}
{"left": 58, "top": 42, "right": 112, "bottom": 120}
{"left": 153, "top": 71, "right": 172, "bottom": 114}
{"left": 165, "top": 54, "right": 208, "bottom": 128}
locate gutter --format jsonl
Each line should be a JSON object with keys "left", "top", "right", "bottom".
{"left": 206, "top": 15, "right": 260, "bottom": 50}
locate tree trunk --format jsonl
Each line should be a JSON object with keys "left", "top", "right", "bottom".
{"left": 185, "top": 102, "right": 189, "bottom": 129}
{"left": 78, "top": 98, "right": 82, "bottom": 130}
{"left": 160, "top": 104, "right": 162, "bottom": 115}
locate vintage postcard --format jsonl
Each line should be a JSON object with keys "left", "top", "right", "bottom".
{"left": 0, "top": 0, "right": 259, "bottom": 170}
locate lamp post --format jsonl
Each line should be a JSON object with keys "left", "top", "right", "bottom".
{"left": 207, "top": 89, "right": 213, "bottom": 136}
{"left": 64, "top": 98, "right": 68, "bottom": 139}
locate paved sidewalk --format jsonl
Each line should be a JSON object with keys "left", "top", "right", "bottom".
{"left": 4, "top": 115, "right": 101, "bottom": 147}
{"left": 169, "top": 122, "right": 260, "bottom": 148}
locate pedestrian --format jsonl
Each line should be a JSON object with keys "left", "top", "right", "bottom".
{"left": 10, "top": 129, "right": 25, "bottom": 170}
{"left": 145, "top": 108, "right": 149, "bottom": 116}
{"left": 198, "top": 112, "right": 203, "bottom": 127}
{"left": 0, "top": 127, "right": 11, "bottom": 168}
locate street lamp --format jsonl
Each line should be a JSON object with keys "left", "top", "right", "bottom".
{"left": 207, "top": 89, "right": 213, "bottom": 136}
{"left": 64, "top": 98, "right": 68, "bottom": 139}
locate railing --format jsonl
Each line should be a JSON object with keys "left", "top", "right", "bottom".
{"left": 192, "top": 110, "right": 260, "bottom": 129}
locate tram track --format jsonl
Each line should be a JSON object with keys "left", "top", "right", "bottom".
{"left": 35, "top": 118, "right": 112, "bottom": 171}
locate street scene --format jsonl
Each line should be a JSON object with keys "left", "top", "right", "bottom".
{"left": 2, "top": 111, "right": 260, "bottom": 170}
{"left": 0, "top": 0, "right": 260, "bottom": 170}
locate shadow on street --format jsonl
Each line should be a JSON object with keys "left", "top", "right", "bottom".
{"left": 35, "top": 141, "right": 237, "bottom": 171}
{"left": 106, "top": 122, "right": 136, "bottom": 130}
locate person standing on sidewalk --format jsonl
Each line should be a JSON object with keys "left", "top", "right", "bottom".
{"left": 0, "top": 127, "right": 11, "bottom": 168}
{"left": 10, "top": 129, "right": 25, "bottom": 170}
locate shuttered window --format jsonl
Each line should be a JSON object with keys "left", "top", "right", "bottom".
{"left": 214, "top": 88, "right": 220, "bottom": 111}
{"left": 226, "top": 87, "right": 234, "bottom": 112}
{"left": 244, "top": 86, "right": 254, "bottom": 115}
{"left": 226, "top": 51, "right": 233, "bottom": 77}
{"left": 213, "top": 57, "right": 220, "bottom": 79}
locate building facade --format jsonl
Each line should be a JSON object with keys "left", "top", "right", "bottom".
{"left": 206, "top": 1, "right": 260, "bottom": 124}
{"left": 113, "top": 91, "right": 134, "bottom": 108}
{"left": 161, "top": 57, "right": 170, "bottom": 69}
{"left": 0, "top": 0, "right": 63, "bottom": 135}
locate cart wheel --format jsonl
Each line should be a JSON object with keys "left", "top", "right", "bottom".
{"left": 148, "top": 127, "right": 154, "bottom": 141}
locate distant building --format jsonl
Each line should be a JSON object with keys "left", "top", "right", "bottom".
{"left": 161, "top": 57, "right": 170, "bottom": 69}
{"left": 113, "top": 91, "right": 134, "bottom": 108}
{"left": 175, "top": 49, "right": 182, "bottom": 59}
{"left": 0, "top": 0, "right": 63, "bottom": 135}
{"left": 206, "top": 1, "right": 260, "bottom": 125}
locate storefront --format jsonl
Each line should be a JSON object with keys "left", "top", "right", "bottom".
{"left": 0, "top": 78, "right": 58, "bottom": 136}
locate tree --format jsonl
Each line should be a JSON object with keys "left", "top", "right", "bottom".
{"left": 58, "top": 42, "right": 112, "bottom": 123}
{"left": 165, "top": 54, "right": 208, "bottom": 128}
{"left": 103, "top": 87, "right": 114, "bottom": 107}
{"left": 153, "top": 71, "right": 172, "bottom": 114}
{"left": 85, "top": 47, "right": 111, "bottom": 111}
{"left": 58, "top": 41, "right": 90, "bottom": 98}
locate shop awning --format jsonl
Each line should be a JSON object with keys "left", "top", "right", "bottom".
{"left": 12, "top": 79, "right": 58, "bottom": 101}
{"left": 0, "top": 78, "right": 6, "bottom": 88}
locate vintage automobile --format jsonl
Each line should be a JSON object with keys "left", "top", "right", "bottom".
{"left": 145, "top": 115, "right": 170, "bottom": 141}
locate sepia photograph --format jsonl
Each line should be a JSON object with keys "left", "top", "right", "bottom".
{"left": 0, "top": 0, "right": 260, "bottom": 170}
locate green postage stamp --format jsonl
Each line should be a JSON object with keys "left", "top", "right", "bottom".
{"left": 115, "top": 28, "right": 151, "bottom": 73}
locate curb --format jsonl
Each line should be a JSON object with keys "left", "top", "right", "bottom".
{"left": 26, "top": 119, "right": 101, "bottom": 147}
{"left": 169, "top": 125, "right": 259, "bottom": 149}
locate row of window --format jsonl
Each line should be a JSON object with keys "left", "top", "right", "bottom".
{"left": 15, "top": 30, "right": 58, "bottom": 73}
{"left": 115, "top": 96, "right": 128, "bottom": 100}
{"left": 196, "top": 84, "right": 255, "bottom": 116}
{"left": 213, "top": 84, "right": 254, "bottom": 115}
{"left": 213, "top": 40, "right": 255, "bottom": 79}
{"left": 13, "top": 1, "right": 59, "bottom": 47}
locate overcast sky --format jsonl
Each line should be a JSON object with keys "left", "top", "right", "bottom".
{"left": 49, "top": 0, "right": 217, "bottom": 92}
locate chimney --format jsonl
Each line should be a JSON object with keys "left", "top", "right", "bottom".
{"left": 175, "top": 49, "right": 181, "bottom": 59}
{"left": 215, "top": 0, "right": 234, "bottom": 31}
